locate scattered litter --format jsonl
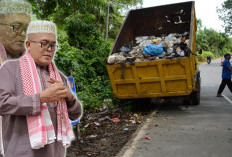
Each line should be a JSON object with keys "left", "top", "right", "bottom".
{"left": 94, "top": 122, "right": 100, "bottom": 126}
{"left": 98, "top": 117, "right": 106, "bottom": 122}
{"left": 132, "top": 117, "right": 136, "bottom": 124}
{"left": 124, "top": 128, "right": 129, "bottom": 131}
{"left": 67, "top": 107, "right": 150, "bottom": 156}
{"left": 101, "top": 99, "right": 112, "bottom": 111}
{"left": 88, "top": 135, "right": 98, "bottom": 138}
{"left": 144, "top": 136, "right": 151, "bottom": 140}
{"left": 98, "top": 116, "right": 109, "bottom": 122}
{"left": 133, "top": 114, "right": 139, "bottom": 117}
{"left": 112, "top": 118, "right": 120, "bottom": 123}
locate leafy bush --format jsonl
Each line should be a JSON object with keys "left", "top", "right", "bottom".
{"left": 197, "top": 51, "right": 216, "bottom": 62}
{"left": 198, "top": 50, "right": 215, "bottom": 60}
{"left": 201, "top": 51, "right": 215, "bottom": 58}
{"left": 54, "top": 14, "right": 114, "bottom": 110}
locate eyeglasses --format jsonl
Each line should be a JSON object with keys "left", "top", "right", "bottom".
{"left": 0, "top": 23, "right": 28, "bottom": 34}
{"left": 29, "top": 40, "right": 59, "bottom": 51}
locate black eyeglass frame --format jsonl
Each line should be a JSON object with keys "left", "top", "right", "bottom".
{"left": 0, "top": 22, "right": 27, "bottom": 34}
{"left": 28, "top": 40, "right": 59, "bottom": 51}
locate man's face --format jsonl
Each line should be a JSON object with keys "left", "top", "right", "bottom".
{"left": 0, "top": 13, "right": 30, "bottom": 57}
{"left": 26, "top": 33, "right": 56, "bottom": 66}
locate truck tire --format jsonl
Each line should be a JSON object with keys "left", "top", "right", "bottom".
{"left": 192, "top": 90, "right": 200, "bottom": 105}
{"left": 192, "top": 74, "right": 201, "bottom": 105}
{"left": 183, "top": 72, "right": 201, "bottom": 105}
{"left": 183, "top": 90, "right": 200, "bottom": 105}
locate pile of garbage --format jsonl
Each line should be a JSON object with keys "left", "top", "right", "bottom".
{"left": 107, "top": 32, "right": 192, "bottom": 64}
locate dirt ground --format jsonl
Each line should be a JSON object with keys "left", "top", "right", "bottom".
{"left": 66, "top": 106, "right": 152, "bottom": 157}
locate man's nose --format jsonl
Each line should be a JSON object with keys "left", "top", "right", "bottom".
{"left": 18, "top": 28, "right": 26, "bottom": 36}
{"left": 46, "top": 45, "right": 53, "bottom": 51}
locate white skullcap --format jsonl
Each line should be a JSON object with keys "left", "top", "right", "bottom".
{"left": 0, "top": 0, "right": 31, "bottom": 15}
{"left": 26, "top": 20, "right": 57, "bottom": 35}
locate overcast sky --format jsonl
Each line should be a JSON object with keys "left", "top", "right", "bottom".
{"left": 142, "top": 0, "right": 225, "bottom": 32}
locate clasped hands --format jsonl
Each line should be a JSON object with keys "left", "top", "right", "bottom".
{"left": 40, "top": 78, "right": 73, "bottom": 103}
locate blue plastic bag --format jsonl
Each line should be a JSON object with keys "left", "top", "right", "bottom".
{"left": 143, "top": 44, "right": 164, "bottom": 56}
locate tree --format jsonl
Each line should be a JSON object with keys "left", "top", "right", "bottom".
{"left": 28, "top": 0, "right": 143, "bottom": 39}
{"left": 54, "top": 13, "right": 113, "bottom": 109}
{"left": 105, "top": 0, "right": 110, "bottom": 38}
{"left": 197, "top": 27, "right": 232, "bottom": 57}
{"left": 217, "top": 0, "right": 232, "bottom": 35}
{"left": 196, "top": 18, "right": 203, "bottom": 31}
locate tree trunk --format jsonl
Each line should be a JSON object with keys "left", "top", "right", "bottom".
{"left": 105, "top": 0, "right": 110, "bottom": 39}
{"left": 74, "top": 0, "right": 77, "bottom": 14}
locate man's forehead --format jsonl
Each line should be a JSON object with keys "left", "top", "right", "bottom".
{"left": 28, "top": 33, "right": 56, "bottom": 41}
{"left": 2, "top": 13, "right": 30, "bottom": 24}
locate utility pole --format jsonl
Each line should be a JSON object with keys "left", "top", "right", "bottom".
{"left": 105, "top": 0, "right": 110, "bottom": 39}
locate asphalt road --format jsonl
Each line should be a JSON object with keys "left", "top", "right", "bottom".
{"left": 117, "top": 59, "right": 232, "bottom": 157}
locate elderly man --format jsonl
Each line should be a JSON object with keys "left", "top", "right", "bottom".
{"left": 0, "top": 0, "right": 31, "bottom": 65}
{"left": 0, "top": 0, "right": 31, "bottom": 156}
{"left": 0, "top": 20, "right": 82, "bottom": 157}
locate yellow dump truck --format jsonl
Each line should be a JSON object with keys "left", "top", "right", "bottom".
{"left": 106, "top": 1, "right": 201, "bottom": 105}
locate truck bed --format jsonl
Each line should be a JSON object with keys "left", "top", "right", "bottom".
{"left": 106, "top": 57, "right": 195, "bottom": 99}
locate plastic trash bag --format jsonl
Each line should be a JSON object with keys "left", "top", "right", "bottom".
{"left": 143, "top": 43, "right": 164, "bottom": 56}
{"left": 118, "top": 44, "right": 132, "bottom": 53}
{"left": 107, "top": 53, "right": 126, "bottom": 64}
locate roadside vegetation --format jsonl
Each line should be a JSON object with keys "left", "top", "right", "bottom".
{"left": 196, "top": 18, "right": 232, "bottom": 62}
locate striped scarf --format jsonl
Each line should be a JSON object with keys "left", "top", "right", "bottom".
{"left": 19, "top": 51, "right": 75, "bottom": 149}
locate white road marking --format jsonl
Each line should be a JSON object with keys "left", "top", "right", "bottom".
{"left": 222, "top": 95, "right": 232, "bottom": 105}
{"left": 121, "top": 111, "right": 157, "bottom": 157}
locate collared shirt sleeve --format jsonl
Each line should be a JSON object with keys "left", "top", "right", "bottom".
{"left": 66, "top": 97, "right": 82, "bottom": 121}
{"left": 60, "top": 73, "right": 82, "bottom": 121}
{"left": 0, "top": 62, "right": 41, "bottom": 116}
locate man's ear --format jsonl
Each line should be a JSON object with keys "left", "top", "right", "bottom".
{"left": 25, "top": 41, "right": 31, "bottom": 51}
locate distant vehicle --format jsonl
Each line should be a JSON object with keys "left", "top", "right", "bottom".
{"left": 207, "top": 56, "right": 211, "bottom": 64}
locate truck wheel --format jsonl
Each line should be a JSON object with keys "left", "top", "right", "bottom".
{"left": 183, "top": 73, "right": 201, "bottom": 106}
{"left": 192, "top": 90, "right": 200, "bottom": 105}
{"left": 192, "top": 76, "right": 201, "bottom": 105}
